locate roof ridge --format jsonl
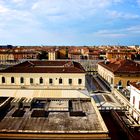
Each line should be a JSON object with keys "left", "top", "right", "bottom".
{"left": 113, "top": 59, "right": 130, "bottom": 72}
{"left": 28, "top": 61, "right": 35, "bottom": 66}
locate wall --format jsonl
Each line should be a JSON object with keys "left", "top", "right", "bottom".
{"left": 98, "top": 64, "right": 114, "bottom": 87}
{"left": 113, "top": 88, "right": 140, "bottom": 124}
{"left": 114, "top": 76, "right": 140, "bottom": 87}
{"left": 98, "top": 64, "right": 140, "bottom": 88}
{"left": 130, "top": 85, "right": 140, "bottom": 112}
{"left": 0, "top": 73, "right": 85, "bottom": 89}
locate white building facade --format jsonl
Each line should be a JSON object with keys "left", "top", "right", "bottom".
{"left": 0, "top": 61, "right": 86, "bottom": 90}
{"left": 129, "top": 82, "right": 140, "bottom": 124}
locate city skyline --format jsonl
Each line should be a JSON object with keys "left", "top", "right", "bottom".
{"left": 0, "top": 0, "right": 140, "bottom": 46}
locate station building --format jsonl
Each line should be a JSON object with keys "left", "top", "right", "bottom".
{"left": 0, "top": 60, "right": 85, "bottom": 89}
{"left": 0, "top": 60, "right": 109, "bottom": 139}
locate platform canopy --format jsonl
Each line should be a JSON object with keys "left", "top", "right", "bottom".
{"left": 0, "top": 89, "right": 90, "bottom": 99}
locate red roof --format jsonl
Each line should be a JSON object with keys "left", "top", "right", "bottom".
{"left": 0, "top": 60, "right": 85, "bottom": 73}
{"left": 130, "top": 82, "right": 140, "bottom": 90}
{"left": 98, "top": 59, "right": 140, "bottom": 74}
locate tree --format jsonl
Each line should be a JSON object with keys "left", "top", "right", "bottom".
{"left": 37, "top": 51, "right": 48, "bottom": 60}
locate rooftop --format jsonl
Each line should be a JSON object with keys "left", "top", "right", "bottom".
{"left": 0, "top": 60, "right": 85, "bottom": 73}
{"left": 0, "top": 98, "right": 107, "bottom": 134}
{"left": 91, "top": 93, "right": 123, "bottom": 110}
{"left": 0, "top": 89, "right": 89, "bottom": 99}
{"left": 130, "top": 82, "right": 140, "bottom": 90}
{"left": 98, "top": 59, "right": 140, "bottom": 74}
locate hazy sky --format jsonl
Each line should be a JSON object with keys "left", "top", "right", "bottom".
{"left": 0, "top": 0, "right": 140, "bottom": 46}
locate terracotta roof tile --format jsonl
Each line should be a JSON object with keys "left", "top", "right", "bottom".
{"left": 130, "top": 82, "right": 140, "bottom": 90}
{"left": 0, "top": 60, "right": 85, "bottom": 73}
{"left": 98, "top": 59, "right": 140, "bottom": 74}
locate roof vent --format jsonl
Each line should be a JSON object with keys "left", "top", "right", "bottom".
{"left": 104, "top": 59, "right": 110, "bottom": 64}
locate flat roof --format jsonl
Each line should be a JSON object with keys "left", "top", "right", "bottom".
{"left": 0, "top": 99, "right": 108, "bottom": 133}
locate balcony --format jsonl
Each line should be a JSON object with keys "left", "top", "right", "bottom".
{"left": 117, "top": 87, "right": 130, "bottom": 101}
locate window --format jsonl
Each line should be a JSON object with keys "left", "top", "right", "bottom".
{"left": 133, "top": 96, "right": 135, "bottom": 105}
{"left": 69, "top": 79, "right": 72, "bottom": 84}
{"left": 59, "top": 78, "right": 62, "bottom": 84}
{"left": 11, "top": 77, "right": 14, "bottom": 83}
{"left": 127, "top": 81, "right": 130, "bottom": 86}
{"left": 2, "top": 77, "right": 5, "bottom": 83}
{"left": 49, "top": 78, "right": 53, "bottom": 84}
{"left": 20, "top": 77, "right": 24, "bottom": 84}
{"left": 78, "top": 79, "right": 82, "bottom": 84}
{"left": 111, "top": 78, "right": 113, "bottom": 84}
{"left": 39, "top": 77, "right": 43, "bottom": 84}
{"left": 30, "top": 78, "right": 33, "bottom": 84}
{"left": 118, "top": 80, "right": 122, "bottom": 86}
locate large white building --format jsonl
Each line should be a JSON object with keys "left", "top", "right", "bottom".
{"left": 0, "top": 60, "right": 86, "bottom": 98}
{"left": 0, "top": 60, "right": 85, "bottom": 89}
{"left": 129, "top": 82, "right": 140, "bottom": 124}
{"left": 0, "top": 60, "right": 109, "bottom": 139}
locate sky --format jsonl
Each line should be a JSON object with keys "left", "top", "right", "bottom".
{"left": 0, "top": 0, "right": 140, "bottom": 46}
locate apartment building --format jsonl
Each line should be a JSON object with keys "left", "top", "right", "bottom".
{"left": 98, "top": 59, "right": 140, "bottom": 88}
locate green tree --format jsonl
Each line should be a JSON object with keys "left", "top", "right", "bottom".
{"left": 37, "top": 51, "right": 48, "bottom": 60}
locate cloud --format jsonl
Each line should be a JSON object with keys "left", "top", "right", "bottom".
{"left": 137, "top": 0, "right": 140, "bottom": 6}
{"left": 0, "top": 0, "right": 123, "bottom": 23}
{"left": 94, "top": 29, "right": 126, "bottom": 38}
{"left": 12, "top": 0, "right": 25, "bottom": 3}
{"left": 107, "top": 10, "right": 140, "bottom": 19}
{"left": 0, "top": 0, "right": 140, "bottom": 46}
{"left": 92, "top": 25, "right": 140, "bottom": 39}
{"left": 0, "top": 5, "right": 9, "bottom": 13}
{"left": 0, "top": 1, "right": 36, "bottom": 23}
{"left": 31, "top": 0, "right": 122, "bottom": 21}
{"left": 126, "top": 25, "right": 140, "bottom": 33}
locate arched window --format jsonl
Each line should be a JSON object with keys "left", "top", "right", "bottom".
{"left": 59, "top": 78, "right": 62, "bottom": 84}
{"left": 30, "top": 78, "right": 33, "bottom": 84}
{"left": 118, "top": 80, "right": 122, "bottom": 86}
{"left": 20, "top": 77, "right": 24, "bottom": 84}
{"left": 2, "top": 77, "right": 5, "bottom": 83}
{"left": 127, "top": 80, "right": 130, "bottom": 86}
{"left": 39, "top": 77, "right": 43, "bottom": 84}
{"left": 11, "top": 77, "right": 14, "bottom": 83}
